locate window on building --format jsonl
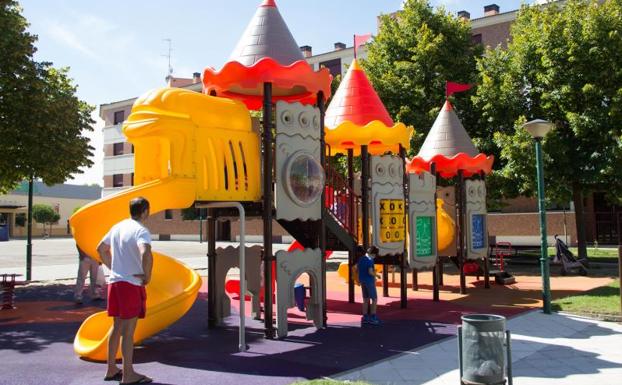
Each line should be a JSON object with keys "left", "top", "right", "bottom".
{"left": 164, "top": 209, "right": 173, "bottom": 220}
{"left": 319, "top": 58, "right": 342, "bottom": 78}
{"left": 112, "top": 174, "right": 123, "bottom": 187}
{"left": 113, "top": 142, "right": 124, "bottom": 156}
{"left": 113, "top": 110, "right": 125, "bottom": 125}
{"left": 471, "top": 34, "right": 483, "bottom": 45}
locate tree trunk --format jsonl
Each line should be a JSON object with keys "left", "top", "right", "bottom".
{"left": 572, "top": 184, "right": 589, "bottom": 260}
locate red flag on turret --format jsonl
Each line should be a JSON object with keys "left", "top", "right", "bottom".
{"left": 354, "top": 33, "right": 372, "bottom": 58}
{"left": 446, "top": 81, "right": 473, "bottom": 98}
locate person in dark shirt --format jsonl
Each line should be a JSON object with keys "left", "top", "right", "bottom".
{"left": 357, "top": 246, "right": 381, "bottom": 325}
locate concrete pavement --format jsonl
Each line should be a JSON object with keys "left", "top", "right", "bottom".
{"left": 0, "top": 238, "right": 346, "bottom": 281}
{"left": 334, "top": 310, "right": 622, "bottom": 385}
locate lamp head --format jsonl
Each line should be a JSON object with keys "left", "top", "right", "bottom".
{"left": 522, "top": 119, "right": 554, "bottom": 139}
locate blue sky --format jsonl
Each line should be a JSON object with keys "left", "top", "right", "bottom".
{"left": 19, "top": 0, "right": 530, "bottom": 185}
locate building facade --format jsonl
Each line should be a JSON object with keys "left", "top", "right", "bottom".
{"left": 0, "top": 182, "right": 101, "bottom": 239}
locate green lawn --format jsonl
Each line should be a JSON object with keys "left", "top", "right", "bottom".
{"left": 552, "top": 279, "right": 621, "bottom": 317}
{"left": 520, "top": 247, "right": 619, "bottom": 260}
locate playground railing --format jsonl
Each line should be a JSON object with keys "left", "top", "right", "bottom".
{"left": 325, "top": 146, "right": 360, "bottom": 243}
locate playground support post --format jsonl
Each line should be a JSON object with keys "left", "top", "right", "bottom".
{"left": 430, "top": 162, "right": 440, "bottom": 302}
{"left": 535, "top": 137, "right": 552, "bottom": 314}
{"left": 347, "top": 148, "right": 355, "bottom": 304}
{"left": 399, "top": 145, "right": 408, "bottom": 309}
{"left": 26, "top": 176, "right": 33, "bottom": 281}
{"left": 481, "top": 171, "right": 490, "bottom": 290}
{"left": 207, "top": 209, "right": 217, "bottom": 329}
{"left": 198, "top": 202, "right": 248, "bottom": 351}
{"left": 199, "top": 215, "right": 203, "bottom": 243}
{"left": 318, "top": 91, "right": 327, "bottom": 327}
{"left": 457, "top": 170, "right": 467, "bottom": 294}
{"left": 361, "top": 145, "right": 370, "bottom": 250}
{"left": 262, "top": 82, "right": 275, "bottom": 338}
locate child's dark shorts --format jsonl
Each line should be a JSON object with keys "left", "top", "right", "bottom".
{"left": 360, "top": 281, "right": 377, "bottom": 300}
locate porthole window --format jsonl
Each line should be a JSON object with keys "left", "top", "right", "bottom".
{"left": 284, "top": 152, "right": 325, "bottom": 207}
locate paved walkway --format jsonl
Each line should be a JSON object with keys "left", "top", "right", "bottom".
{"left": 334, "top": 311, "right": 622, "bottom": 385}
{"left": 0, "top": 239, "right": 302, "bottom": 281}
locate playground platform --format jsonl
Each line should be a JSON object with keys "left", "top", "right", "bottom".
{"left": 0, "top": 271, "right": 616, "bottom": 385}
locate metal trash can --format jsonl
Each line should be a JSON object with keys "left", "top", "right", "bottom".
{"left": 459, "top": 314, "right": 512, "bottom": 385}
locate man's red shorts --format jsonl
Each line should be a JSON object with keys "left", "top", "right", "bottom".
{"left": 107, "top": 281, "right": 146, "bottom": 319}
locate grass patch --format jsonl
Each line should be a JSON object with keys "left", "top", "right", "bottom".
{"left": 519, "top": 247, "right": 619, "bottom": 259}
{"left": 291, "top": 381, "right": 372, "bottom": 385}
{"left": 552, "top": 279, "right": 621, "bottom": 317}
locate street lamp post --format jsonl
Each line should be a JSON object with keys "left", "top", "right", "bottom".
{"left": 523, "top": 119, "right": 554, "bottom": 314}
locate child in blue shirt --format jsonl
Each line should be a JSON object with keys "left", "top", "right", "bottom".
{"left": 357, "top": 246, "right": 381, "bottom": 325}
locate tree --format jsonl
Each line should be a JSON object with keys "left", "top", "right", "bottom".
{"left": 363, "top": 0, "right": 482, "bottom": 154}
{"left": 32, "top": 204, "right": 59, "bottom": 236}
{"left": 473, "top": 0, "right": 622, "bottom": 258}
{"left": 1, "top": 1, "right": 94, "bottom": 278}
{"left": 0, "top": 1, "right": 94, "bottom": 192}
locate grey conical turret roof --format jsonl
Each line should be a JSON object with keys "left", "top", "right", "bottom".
{"left": 417, "top": 100, "right": 478, "bottom": 160}
{"left": 229, "top": 0, "right": 304, "bottom": 66}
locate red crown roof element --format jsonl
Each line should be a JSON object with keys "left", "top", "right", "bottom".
{"left": 408, "top": 100, "right": 493, "bottom": 177}
{"left": 406, "top": 153, "right": 494, "bottom": 178}
{"left": 325, "top": 59, "right": 394, "bottom": 128}
{"left": 203, "top": 58, "right": 331, "bottom": 110}
{"left": 202, "top": 0, "right": 331, "bottom": 110}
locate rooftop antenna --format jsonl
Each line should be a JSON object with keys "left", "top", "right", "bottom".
{"left": 162, "top": 38, "right": 173, "bottom": 83}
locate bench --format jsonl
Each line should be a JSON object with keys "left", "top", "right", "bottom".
{"left": 1, "top": 274, "right": 28, "bottom": 310}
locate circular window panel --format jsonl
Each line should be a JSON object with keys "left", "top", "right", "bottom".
{"left": 284, "top": 152, "right": 325, "bottom": 207}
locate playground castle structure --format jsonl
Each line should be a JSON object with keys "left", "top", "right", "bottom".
{"left": 70, "top": 0, "right": 494, "bottom": 361}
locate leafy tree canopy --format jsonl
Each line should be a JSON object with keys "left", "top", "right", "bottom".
{"left": 32, "top": 203, "right": 59, "bottom": 225}
{"left": 363, "top": 0, "right": 482, "bottom": 154}
{"left": 0, "top": 1, "right": 94, "bottom": 193}
{"left": 474, "top": 0, "right": 622, "bottom": 256}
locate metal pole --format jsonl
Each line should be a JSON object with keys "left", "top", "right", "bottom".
{"left": 347, "top": 148, "right": 355, "bottom": 304}
{"left": 262, "top": 82, "right": 275, "bottom": 338}
{"left": 318, "top": 91, "right": 327, "bottom": 327}
{"left": 200, "top": 217, "right": 204, "bottom": 243}
{"left": 458, "top": 326, "right": 464, "bottom": 380}
{"left": 26, "top": 177, "right": 33, "bottom": 281}
{"left": 207, "top": 209, "right": 217, "bottom": 328}
{"left": 535, "top": 138, "right": 551, "bottom": 314}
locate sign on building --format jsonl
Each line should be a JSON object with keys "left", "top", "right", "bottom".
{"left": 275, "top": 101, "right": 324, "bottom": 221}
{"left": 408, "top": 171, "right": 437, "bottom": 269}
{"left": 371, "top": 155, "right": 405, "bottom": 256}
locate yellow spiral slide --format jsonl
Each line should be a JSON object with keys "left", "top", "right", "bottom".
{"left": 70, "top": 88, "right": 262, "bottom": 361}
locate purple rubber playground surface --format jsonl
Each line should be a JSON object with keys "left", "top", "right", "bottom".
{"left": 0, "top": 284, "right": 457, "bottom": 385}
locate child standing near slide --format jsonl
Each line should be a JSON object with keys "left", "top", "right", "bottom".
{"left": 357, "top": 246, "right": 381, "bottom": 325}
